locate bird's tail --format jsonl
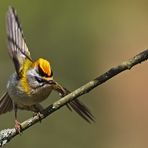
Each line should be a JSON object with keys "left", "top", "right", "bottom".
{"left": 52, "top": 82, "right": 95, "bottom": 123}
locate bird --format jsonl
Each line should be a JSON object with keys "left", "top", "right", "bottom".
{"left": 0, "top": 6, "right": 94, "bottom": 132}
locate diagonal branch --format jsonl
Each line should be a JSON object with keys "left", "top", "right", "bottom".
{"left": 0, "top": 49, "right": 148, "bottom": 146}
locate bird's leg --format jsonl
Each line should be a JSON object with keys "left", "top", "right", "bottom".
{"left": 31, "top": 104, "right": 44, "bottom": 122}
{"left": 34, "top": 112, "right": 43, "bottom": 123}
{"left": 32, "top": 112, "right": 43, "bottom": 123}
{"left": 14, "top": 104, "right": 22, "bottom": 133}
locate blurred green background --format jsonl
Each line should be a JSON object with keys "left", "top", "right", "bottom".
{"left": 0, "top": 0, "right": 148, "bottom": 148}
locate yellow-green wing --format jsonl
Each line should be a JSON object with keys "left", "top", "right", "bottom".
{"left": 6, "top": 6, "right": 32, "bottom": 77}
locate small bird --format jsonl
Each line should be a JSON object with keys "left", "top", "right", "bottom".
{"left": 0, "top": 6, "right": 94, "bottom": 131}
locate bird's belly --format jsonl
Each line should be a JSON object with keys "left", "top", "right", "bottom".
{"left": 7, "top": 77, "right": 52, "bottom": 106}
{"left": 22, "top": 88, "right": 52, "bottom": 105}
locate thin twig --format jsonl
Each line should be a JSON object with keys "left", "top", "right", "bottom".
{"left": 0, "top": 49, "right": 148, "bottom": 146}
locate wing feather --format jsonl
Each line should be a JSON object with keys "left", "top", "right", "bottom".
{"left": 0, "top": 92, "right": 13, "bottom": 114}
{"left": 6, "top": 6, "right": 32, "bottom": 76}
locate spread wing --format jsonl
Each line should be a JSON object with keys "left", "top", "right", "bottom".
{"left": 6, "top": 6, "right": 32, "bottom": 77}
{"left": 0, "top": 92, "right": 13, "bottom": 114}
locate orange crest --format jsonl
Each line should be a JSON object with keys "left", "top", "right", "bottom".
{"left": 34, "top": 58, "right": 52, "bottom": 77}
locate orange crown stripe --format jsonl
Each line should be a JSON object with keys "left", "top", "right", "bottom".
{"left": 35, "top": 58, "right": 52, "bottom": 76}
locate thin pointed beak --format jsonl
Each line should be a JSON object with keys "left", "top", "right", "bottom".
{"left": 47, "top": 79, "right": 56, "bottom": 85}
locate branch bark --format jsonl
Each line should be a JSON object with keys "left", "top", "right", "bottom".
{"left": 0, "top": 49, "right": 148, "bottom": 146}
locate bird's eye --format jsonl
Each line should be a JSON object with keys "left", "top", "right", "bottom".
{"left": 34, "top": 76, "right": 43, "bottom": 83}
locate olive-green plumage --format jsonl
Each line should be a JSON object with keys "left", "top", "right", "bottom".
{"left": 0, "top": 6, "right": 94, "bottom": 131}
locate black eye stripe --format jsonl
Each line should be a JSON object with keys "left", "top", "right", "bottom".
{"left": 38, "top": 65, "right": 49, "bottom": 77}
{"left": 34, "top": 76, "right": 46, "bottom": 84}
{"left": 50, "top": 70, "right": 53, "bottom": 77}
{"left": 34, "top": 76, "right": 46, "bottom": 88}
{"left": 34, "top": 76, "right": 43, "bottom": 83}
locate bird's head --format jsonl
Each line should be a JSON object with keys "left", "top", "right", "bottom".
{"left": 34, "top": 58, "right": 53, "bottom": 78}
{"left": 26, "top": 58, "right": 55, "bottom": 88}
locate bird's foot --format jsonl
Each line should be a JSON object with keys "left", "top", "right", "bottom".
{"left": 33, "top": 112, "right": 43, "bottom": 123}
{"left": 15, "top": 120, "right": 22, "bottom": 134}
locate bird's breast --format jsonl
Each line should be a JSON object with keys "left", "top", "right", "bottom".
{"left": 7, "top": 73, "right": 52, "bottom": 106}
